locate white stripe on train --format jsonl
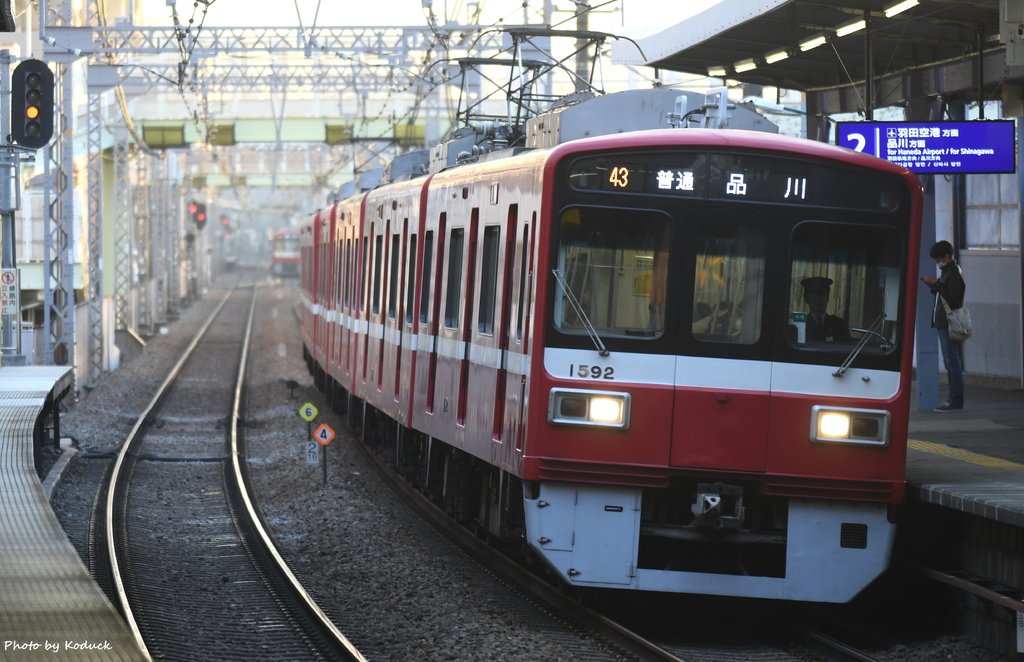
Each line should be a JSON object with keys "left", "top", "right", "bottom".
{"left": 304, "top": 301, "right": 899, "bottom": 398}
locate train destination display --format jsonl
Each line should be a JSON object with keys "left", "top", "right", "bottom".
{"left": 568, "top": 151, "right": 901, "bottom": 210}
{"left": 836, "top": 120, "right": 1016, "bottom": 174}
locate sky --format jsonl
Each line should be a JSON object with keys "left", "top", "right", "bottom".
{"left": 192, "top": 0, "right": 720, "bottom": 41}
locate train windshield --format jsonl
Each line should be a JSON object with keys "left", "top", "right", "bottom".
{"left": 553, "top": 207, "right": 671, "bottom": 339}
{"left": 787, "top": 222, "right": 903, "bottom": 355}
{"left": 691, "top": 227, "right": 766, "bottom": 345}
{"left": 274, "top": 234, "right": 300, "bottom": 252}
{"left": 551, "top": 149, "right": 912, "bottom": 370}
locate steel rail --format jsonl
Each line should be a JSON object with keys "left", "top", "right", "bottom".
{"left": 104, "top": 288, "right": 236, "bottom": 660}
{"left": 228, "top": 285, "right": 366, "bottom": 661}
{"left": 355, "top": 437, "right": 682, "bottom": 662}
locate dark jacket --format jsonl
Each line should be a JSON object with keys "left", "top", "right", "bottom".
{"left": 930, "top": 259, "right": 966, "bottom": 328}
{"left": 806, "top": 313, "right": 851, "bottom": 343}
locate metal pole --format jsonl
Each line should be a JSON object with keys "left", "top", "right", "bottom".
{"left": 0, "top": 49, "right": 19, "bottom": 359}
{"left": 863, "top": 10, "right": 873, "bottom": 121}
{"left": 976, "top": 27, "right": 985, "bottom": 119}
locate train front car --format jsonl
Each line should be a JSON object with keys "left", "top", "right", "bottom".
{"left": 524, "top": 129, "right": 921, "bottom": 602}
{"left": 271, "top": 228, "right": 302, "bottom": 277}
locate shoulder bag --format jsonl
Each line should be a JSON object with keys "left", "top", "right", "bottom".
{"left": 940, "top": 295, "right": 972, "bottom": 342}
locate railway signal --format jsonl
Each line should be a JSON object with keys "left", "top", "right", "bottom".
{"left": 188, "top": 200, "right": 207, "bottom": 230}
{"left": 11, "top": 59, "right": 54, "bottom": 149}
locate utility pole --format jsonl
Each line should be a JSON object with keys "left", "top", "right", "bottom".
{"left": 574, "top": 2, "right": 590, "bottom": 92}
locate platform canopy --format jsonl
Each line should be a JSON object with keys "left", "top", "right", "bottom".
{"left": 613, "top": 0, "right": 1008, "bottom": 112}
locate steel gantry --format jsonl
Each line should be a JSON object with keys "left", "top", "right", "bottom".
{"left": 40, "top": 0, "right": 75, "bottom": 372}
{"left": 36, "top": 3, "right": 542, "bottom": 387}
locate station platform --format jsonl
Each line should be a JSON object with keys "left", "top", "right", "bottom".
{"left": 0, "top": 365, "right": 144, "bottom": 660}
{"left": 901, "top": 382, "right": 1024, "bottom": 656}
{"left": 905, "top": 383, "right": 1024, "bottom": 523}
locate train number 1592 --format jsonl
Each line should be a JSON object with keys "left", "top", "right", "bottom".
{"left": 570, "top": 364, "right": 615, "bottom": 380}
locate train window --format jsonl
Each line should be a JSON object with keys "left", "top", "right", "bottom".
{"left": 388, "top": 233, "right": 400, "bottom": 319}
{"left": 478, "top": 226, "right": 500, "bottom": 335}
{"left": 343, "top": 238, "right": 351, "bottom": 308}
{"left": 342, "top": 238, "right": 350, "bottom": 309}
{"left": 444, "top": 228, "right": 465, "bottom": 328}
{"left": 420, "top": 230, "right": 434, "bottom": 325}
{"left": 691, "top": 227, "right": 766, "bottom": 345}
{"left": 787, "top": 222, "right": 903, "bottom": 354}
{"left": 372, "top": 234, "right": 383, "bottom": 315}
{"left": 358, "top": 236, "right": 368, "bottom": 311}
{"left": 515, "top": 224, "right": 530, "bottom": 341}
{"left": 553, "top": 207, "right": 670, "bottom": 339}
{"left": 405, "top": 234, "right": 417, "bottom": 325}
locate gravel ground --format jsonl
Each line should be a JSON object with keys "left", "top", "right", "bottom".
{"left": 49, "top": 280, "right": 1008, "bottom": 661}
{"left": 51, "top": 282, "right": 620, "bottom": 661}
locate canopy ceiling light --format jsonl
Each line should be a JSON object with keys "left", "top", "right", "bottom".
{"left": 799, "top": 34, "right": 827, "bottom": 51}
{"left": 734, "top": 58, "right": 757, "bottom": 73}
{"left": 707, "top": 65, "right": 727, "bottom": 77}
{"left": 765, "top": 49, "right": 789, "bottom": 64}
{"left": 835, "top": 18, "right": 866, "bottom": 37}
{"left": 884, "top": 0, "right": 919, "bottom": 18}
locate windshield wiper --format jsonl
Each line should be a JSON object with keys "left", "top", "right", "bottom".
{"left": 552, "top": 268, "right": 609, "bottom": 357}
{"left": 834, "top": 310, "right": 885, "bottom": 378}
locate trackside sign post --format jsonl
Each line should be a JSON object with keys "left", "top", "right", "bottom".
{"left": 313, "top": 422, "right": 335, "bottom": 486}
{"left": 836, "top": 120, "right": 1017, "bottom": 174}
{"left": 298, "top": 402, "right": 320, "bottom": 467}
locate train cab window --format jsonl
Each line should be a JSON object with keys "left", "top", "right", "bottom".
{"left": 478, "top": 226, "right": 500, "bottom": 335}
{"left": 420, "top": 231, "right": 434, "bottom": 325}
{"left": 691, "top": 227, "right": 765, "bottom": 345}
{"left": 553, "top": 207, "right": 670, "bottom": 339}
{"left": 787, "top": 222, "right": 902, "bottom": 354}
{"left": 444, "top": 228, "right": 465, "bottom": 329}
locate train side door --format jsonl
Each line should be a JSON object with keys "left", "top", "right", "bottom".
{"left": 671, "top": 224, "right": 770, "bottom": 473}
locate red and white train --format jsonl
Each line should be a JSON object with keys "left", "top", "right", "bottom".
{"left": 300, "top": 89, "right": 921, "bottom": 602}
{"left": 270, "top": 227, "right": 301, "bottom": 277}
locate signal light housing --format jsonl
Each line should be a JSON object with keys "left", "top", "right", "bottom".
{"left": 11, "top": 59, "right": 54, "bottom": 149}
{"left": 188, "top": 200, "right": 207, "bottom": 230}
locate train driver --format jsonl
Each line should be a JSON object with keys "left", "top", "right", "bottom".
{"left": 801, "top": 276, "right": 851, "bottom": 343}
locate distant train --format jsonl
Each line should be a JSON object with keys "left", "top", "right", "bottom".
{"left": 299, "top": 88, "right": 922, "bottom": 602}
{"left": 270, "top": 228, "right": 300, "bottom": 277}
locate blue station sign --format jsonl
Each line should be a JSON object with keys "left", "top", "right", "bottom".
{"left": 835, "top": 120, "right": 1017, "bottom": 174}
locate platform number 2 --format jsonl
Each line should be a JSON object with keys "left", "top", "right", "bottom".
{"left": 570, "top": 364, "right": 615, "bottom": 380}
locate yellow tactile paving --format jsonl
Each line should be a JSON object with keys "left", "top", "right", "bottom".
{"left": 908, "top": 438, "right": 1024, "bottom": 474}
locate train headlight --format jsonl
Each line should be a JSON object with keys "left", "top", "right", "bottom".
{"left": 818, "top": 412, "right": 851, "bottom": 438}
{"left": 548, "top": 388, "right": 630, "bottom": 429}
{"left": 810, "top": 406, "right": 890, "bottom": 447}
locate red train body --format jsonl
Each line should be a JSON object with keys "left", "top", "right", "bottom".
{"left": 300, "top": 116, "right": 921, "bottom": 602}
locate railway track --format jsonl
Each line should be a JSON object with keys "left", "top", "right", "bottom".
{"left": 353, "top": 412, "right": 885, "bottom": 662}
{"left": 100, "top": 284, "right": 363, "bottom": 661}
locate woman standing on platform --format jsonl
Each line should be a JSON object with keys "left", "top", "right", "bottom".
{"left": 921, "top": 240, "right": 967, "bottom": 412}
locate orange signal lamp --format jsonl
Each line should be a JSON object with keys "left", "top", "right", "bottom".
{"left": 26, "top": 105, "right": 39, "bottom": 119}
